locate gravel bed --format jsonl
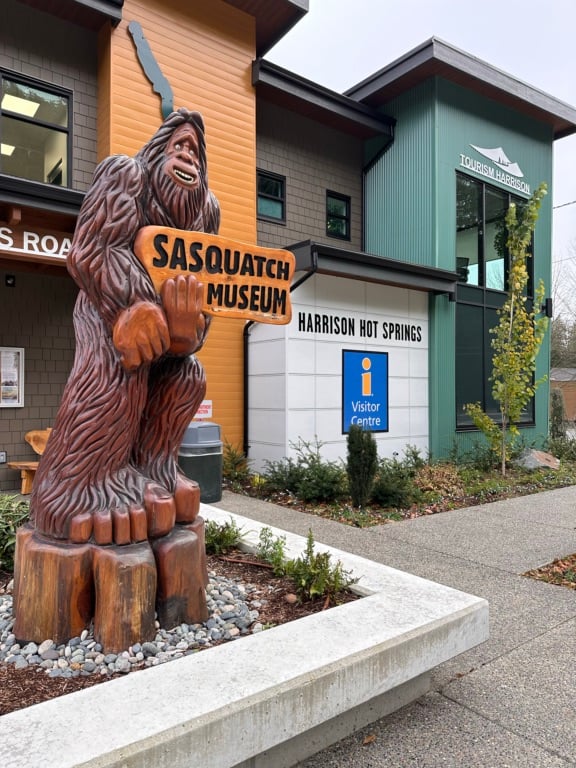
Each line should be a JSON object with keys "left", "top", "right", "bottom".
{"left": 0, "top": 571, "right": 265, "bottom": 678}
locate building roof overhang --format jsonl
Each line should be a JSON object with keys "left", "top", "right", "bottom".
{"left": 0, "top": 175, "right": 83, "bottom": 232}
{"left": 224, "top": 0, "right": 309, "bottom": 57}
{"left": 16, "top": 0, "right": 307, "bottom": 48}
{"left": 347, "top": 37, "right": 576, "bottom": 140}
{"left": 15, "top": 0, "right": 123, "bottom": 29}
{"left": 289, "top": 240, "right": 458, "bottom": 299}
{"left": 253, "top": 59, "right": 395, "bottom": 142}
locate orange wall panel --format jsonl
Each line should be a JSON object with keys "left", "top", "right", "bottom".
{"left": 98, "top": 0, "right": 257, "bottom": 448}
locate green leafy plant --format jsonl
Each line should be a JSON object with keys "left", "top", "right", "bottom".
{"left": 549, "top": 388, "right": 567, "bottom": 440}
{"left": 257, "top": 526, "right": 287, "bottom": 576}
{"left": 222, "top": 441, "right": 251, "bottom": 487}
{"left": 284, "top": 529, "right": 358, "bottom": 603}
{"left": 346, "top": 424, "right": 378, "bottom": 508}
{"left": 370, "top": 454, "right": 420, "bottom": 508}
{"left": 204, "top": 517, "right": 243, "bottom": 555}
{"left": 465, "top": 183, "right": 549, "bottom": 475}
{"left": 546, "top": 435, "right": 576, "bottom": 462}
{"left": 263, "top": 438, "right": 346, "bottom": 504}
{"left": 0, "top": 495, "right": 30, "bottom": 572}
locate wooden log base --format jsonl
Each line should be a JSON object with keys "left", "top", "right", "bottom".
{"left": 180, "top": 516, "right": 209, "bottom": 588}
{"left": 152, "top": 521, "right": 209, "bottom": 630}
{"left": 93, "top": 542, "right": 157, "bottom": 653}
{"left": 13, "top": 520, "right": 209, "bottom": 652}
{"left": 12, "top": 527, "right": 94, "bottom": 645}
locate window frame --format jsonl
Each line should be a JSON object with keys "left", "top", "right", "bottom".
{"left": 326, "top": 190, "right": 351, "bottom": 241}
{"left": 256, "top": 169, "right": 286, "bottom": 224}
{"left": 455, "top": 172, "right": 536, "bottom": 430}
{"left": 0, "top": 70, "right": 73, "bottom": 188}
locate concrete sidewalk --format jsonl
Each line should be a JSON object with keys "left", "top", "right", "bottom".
{"left": 214, "top": 486, "right": 576, "bottom": 767}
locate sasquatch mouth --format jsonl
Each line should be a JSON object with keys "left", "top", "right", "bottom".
{"left": 173, "top": 168, "right": 197, "bottom": 185}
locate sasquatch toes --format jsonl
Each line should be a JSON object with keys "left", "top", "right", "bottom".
{"left": 69, "top": 512, "right": 94, "bottom": 544}
{"left": 93, "top": 509, "right": 114, "bottom": 545}
{"left": 174, "top": 475, "right": 201, "bottom": 523}
{"left": 112, "top": 507, "right": 132, "bottom": 545}
{"left": 144, "top": 482, "right": 176, "bottom": 538}
{"left": 92, "top": 505, "right": 150, "bottom": 545}
{"left": 130, "top": 506, "right": 148, "bottom": 542}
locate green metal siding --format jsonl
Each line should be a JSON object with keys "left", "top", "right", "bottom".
{"left": 365, "top": 77, "right": 555, "bottom": 459}
{"left": 365, "top": 81, "right": 436, "bottom": 266}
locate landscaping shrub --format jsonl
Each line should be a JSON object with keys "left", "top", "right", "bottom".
{"left": 549, "top": 389, "right": 567, "bottom": 440}
{"left": 0, "top": 495, "right": 29, "bottom": 572}
{"left": 346, "top": 424, "right": 378, "bottom": 508}
{"left": 547, "top": 435, "right": 576, "bottom": 463}
{"left": 222, "top": 441, "right": 251, "bottom": 487}
{"left": 204, "top": 517, "right": 243, "bottom": 555}
{"left": 262, "top": 455, "right": 304, "bottom": 495}
{"left": 263, "top": 439, "right": 346, "bottom": 504}
{"left": 283, "top": 529, "right": 357, "bottom": 602}
{"left": 370, "top": 455, "right": 419, "bottom": 508}
{"left": 257, "top": 526, "right": 287, "bottom": 576}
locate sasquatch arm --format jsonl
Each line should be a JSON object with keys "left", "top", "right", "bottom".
{"left": 68, "top": 154, "right": 158, "bottom": 330}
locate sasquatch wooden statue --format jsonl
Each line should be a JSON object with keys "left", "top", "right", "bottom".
{"left": 13, "top": 109, "right": 220, "bottom": 651}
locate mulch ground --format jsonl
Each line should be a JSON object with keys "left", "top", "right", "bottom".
{"left": 0, "top": 553, "right": 356, "bottom": 716}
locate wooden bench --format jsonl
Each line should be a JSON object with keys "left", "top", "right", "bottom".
{"left": 8, "top": 428, "right": 52, "bottom": 495}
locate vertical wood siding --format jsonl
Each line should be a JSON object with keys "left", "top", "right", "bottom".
{"left": 98, "top": 0, "right": 257, "bottom": 448}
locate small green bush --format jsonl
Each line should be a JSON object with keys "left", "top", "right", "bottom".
{"left": 346, "top": 425, "right": 378, "bottom": 508}
{"left": 222, "top": 442, "right": 251, "bottom": 486}
{"left": 0, "top": 495, "right": 29, "bottom": 572}
{"left": 549, "top": 389, "right": 567, "bottom": 440}
{"left": 370, "top": 455, "right": 419, "bottom": 508}
{"left": 284, "top": 529, "right": 357, "bottom": 602}
{"left": 263, "top": 439, "right": 346, "bottom": 504}
{"left": 547, "top": 435, "right": 576, "bottom": 462}
{"left": 262, "top": 455, "right": 305, "bottom": 495}
{"left": 204, "top": 517, "right": 243, "bottom": 555}
{"left": 257, "top": 526, "right": 287, "bottom": 576}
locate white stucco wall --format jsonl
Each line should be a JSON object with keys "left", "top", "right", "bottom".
{"left": 247, "top": 274, "right": 429, "bottom": 471}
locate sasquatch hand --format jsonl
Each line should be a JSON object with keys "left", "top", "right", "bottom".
{"left": 160, "top": 275, "right": 211, "bottom": 356}
{"left": 113, "top": 301, "right": 170, "bottom": 371}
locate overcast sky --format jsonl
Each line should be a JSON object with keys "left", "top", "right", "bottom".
{"left": 267, "top": 0, "right": 576, "bottom": 263}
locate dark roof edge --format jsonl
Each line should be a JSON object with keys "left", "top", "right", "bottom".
{"left": 0, "top": 175, "right": 84, "bottom": 217}
{"left": 346, "top": 37, "right": 576, "bottom": 138}
{"left": 254, "top": 59, "right": 395, "bottom": 136}
{"left": 224, "top": 0, "right": 309, "bottom": 57}
{"left": 288, "top": 240, "right": 457, "bottom": 297}
{"left": 75, "top": 0, "right": 123, "bottom": 24}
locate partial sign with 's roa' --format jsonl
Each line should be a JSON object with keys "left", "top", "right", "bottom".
{"left": 134, "top": 226, "right": 295, "bottom": 324}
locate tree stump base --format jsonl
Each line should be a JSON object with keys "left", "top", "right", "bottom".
{"left": 152, "top": 520, "right": 208, "bottom": 629}
{"left": 13, "top": 527, "right": 94, "bottom": 644}
{"left": 12, "top": 519, "right": 209, "bottom": 653}
{"left": 92, "top": 542, "right": 157, "bottom": 652}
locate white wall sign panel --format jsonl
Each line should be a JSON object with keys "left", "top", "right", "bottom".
{"left": 247, "top": 274, "right": 430, "bottom": 471}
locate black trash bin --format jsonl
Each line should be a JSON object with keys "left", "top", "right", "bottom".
{"left": 178, "top": 422, "right": 223, "bottom": 503}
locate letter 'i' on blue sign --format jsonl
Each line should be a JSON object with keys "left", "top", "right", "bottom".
{"left": 342, "top": 350, "right": 389, "bottom": 433}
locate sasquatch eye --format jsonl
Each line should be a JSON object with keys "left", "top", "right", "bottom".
{"left": 174, "top": 143, "right": 182, "bottom": 151}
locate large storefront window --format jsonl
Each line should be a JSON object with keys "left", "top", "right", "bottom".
{"left": 455, "top": 173, "right": 534, "bottom": 428}
{"left": 0, "top": 73, "right": 70, "bottom": 186}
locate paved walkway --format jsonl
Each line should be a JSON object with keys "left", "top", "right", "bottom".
{"left": 215, "top": 486, "right": 576, "bottom": 767}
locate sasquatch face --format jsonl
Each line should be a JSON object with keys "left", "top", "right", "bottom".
{"left": 164, "top": 124, "right": 201, "bottom": 190}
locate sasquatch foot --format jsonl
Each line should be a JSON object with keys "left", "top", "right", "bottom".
{"left": 174, "top": 473, "right": 201, "bottom": 523}
{"left": 66, "top": 480, "right": 176, "bottom": 545}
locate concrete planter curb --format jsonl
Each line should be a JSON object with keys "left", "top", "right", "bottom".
{"left": 0, "top": 505, "right": 488, "bottom": 768}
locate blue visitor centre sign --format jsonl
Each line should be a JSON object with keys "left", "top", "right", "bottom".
{"left": 342, "top": 350, "right": 389, "bottom": 433}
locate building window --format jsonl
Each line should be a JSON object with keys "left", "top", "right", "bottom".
{"left": 0, "top": 73, "right": 71, "bottom": 186}
{"left": 257, "top": 170, "right": 285, "bottom": 222}
{"left": 326, "top": 191, "right": 350, "bottom": 240}
{"left": 455, "top": 172, "right": 534, "bottom": 428}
